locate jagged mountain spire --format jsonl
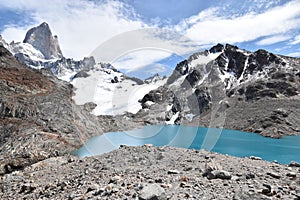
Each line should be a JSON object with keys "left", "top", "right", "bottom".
{"left": 23, "top": 22, "right": 63, "bottom": 59}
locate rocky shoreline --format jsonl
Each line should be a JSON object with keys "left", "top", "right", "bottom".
{"left": 1, "top": 145, "right": 299, "bottom": 199}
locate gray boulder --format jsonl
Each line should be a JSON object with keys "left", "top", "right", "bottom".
{"left": 139, "top": 183, "right": 167, "bottom": 200}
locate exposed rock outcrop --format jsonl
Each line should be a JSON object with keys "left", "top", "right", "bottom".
{"left": 23, "top": 22, "right": 63, "bottom": 59}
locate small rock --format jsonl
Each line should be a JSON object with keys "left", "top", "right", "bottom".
{"left": 261, "top": 184, "right": 272, "bottom": 195}
{"left": 289, "top": 161, "right": 300, "bottom": 167}
{"left": 160, "top": 184, "right": 173, "bottom": 188}
{"left": 250, "top": 156, "right": 262, "bottom": 160}
{"left": 179, "top": 182, "right": 192, "bottom": 188}
{"left": 167, "top": 170, "right": 180, "bottom": 174}
{"left": 207, "top": 170, "right": 232, "bottom": 180}
{"left": 155, "top": 178, "right": 163, "bottom": 183}
{"left": 231, "top": 176, "right": 240, "bottom": 181}
{"left": 179, "top": 176, "right": 189, "bottom": 182}
{"left": 246, "top": 173, "right": 255, "bottom": 179}
{"left": 19, "top": 184, "right": 36, "bottom": 194}
{"left": 183, "top": 166, "right": 193, "bottom": 171}
{"left": 202, "top": 162, "right": 222, "bottom": 177}
{"left": 286, "top": 172, "right": 297, "bottom": 178}
{"left": 160, "top": 184, "right": 172, "bottom": 189}
{"left": 289, "top": 182, "right": 297, "bottom": 190}
{"left": 139, "top": 183, "right": 166, "bottom": 200}
{"left": 105, "top": 184, "right": 113, "bottom": 191}
{"left": 109, "top": 175, "right": 122, "bottom": 184}
{"left": 144, "top": 144, "right": 153, "bottom": 147}
{"left": 267, "top": 172, "right": 281, "bottom": 179}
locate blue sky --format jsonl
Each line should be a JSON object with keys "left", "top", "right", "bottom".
{"left": 0, "top": 0, "right": 300, "bottom": 78}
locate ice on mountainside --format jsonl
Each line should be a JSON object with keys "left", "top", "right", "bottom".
{"left": 72, "top": 65, "right": 167, "bottom": 115}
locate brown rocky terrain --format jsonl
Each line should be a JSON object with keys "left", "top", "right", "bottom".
{"left": 1, "top": 145, "right": 299, "bottom": 199}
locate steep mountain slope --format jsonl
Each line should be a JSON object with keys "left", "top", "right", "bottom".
{"left": 137, "top": 44, "right": 300, "bottom": 137}
{"left": 0, "top": 45, "right": 105, "bottom": 174}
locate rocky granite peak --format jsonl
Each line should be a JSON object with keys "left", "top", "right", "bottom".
{"left": 209, "top": 43, "right": 225, "bottom": 53}
{"left": 23, "top": 22, "right": 63, "bottom": 59}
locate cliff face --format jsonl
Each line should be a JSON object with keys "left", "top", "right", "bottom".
{"left": 23, "top": 22, "right": 63, "bottom": 59}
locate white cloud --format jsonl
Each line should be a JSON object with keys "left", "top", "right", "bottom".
{"left": 256, "top": 35, "right": 291, "bottom": 45}
{"left": 90, "top": 28, "right": 200, "bottom": 64}
{"left": 112, "top": 49, "right": 172, "bottom": 72}
{"left": 0, "top": 0, "right": 147, "bottom": 59}
{"left": 145, "top": 63, "right": 170, "bottom": 74}
{"left": 287, "top": 52, "right": 300, "bottom": 57}
{"left": 177, "top": 0, "right": 300, "bottom": 46}
{"left": 290, "top": 35, "right": 300, "bottom": 45}
{"left": 1, "top": 26, "right": 29, "bottom": 42}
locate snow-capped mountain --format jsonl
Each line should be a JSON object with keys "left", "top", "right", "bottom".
{"left": 23, "top": 22, "right": 63, "bottom": 59}
{"left": 1, "top": 22, "right": 94, "bottom": 81}
{"left": 0, "top": 22, "right": 167, "bottom": 116}
{"left": 136, "top": 43, "right": 300, "bottom": 137}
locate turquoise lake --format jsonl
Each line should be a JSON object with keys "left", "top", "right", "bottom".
{"left": 75, "top": 125, "right": 300, "bottom": 164}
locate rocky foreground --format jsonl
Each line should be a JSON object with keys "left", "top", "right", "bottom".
{"left": 1, "top": 145, "right": 299, "bottom": 199}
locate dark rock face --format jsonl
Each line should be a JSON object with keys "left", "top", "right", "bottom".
{"left": 182, "top": 69, "right": 202, "bottom": 88}
{"left": 225, "top": 49, "right": 247, "bottom": 79}
{"left": 245, "top": 81, "right": 298, "bottom": 101}
{"left": 167, "top": 60, "right": 189, "bottom": 85}
{"left": 209, "top": 43, "right": 224, "bottom": 53}
{"left": 187, "top": 87, "right": 211, "bottom": 115}
{"left": 72, "top": 70, "right": 90, "bottom": 79}
{"left": 141, "top": 87, "right": 171, "bottom": 106}
{"left": 111, "top": 76, "right": 119, "bottom": 83}
{"left": 23, "top": 22, "right": 63, "bottom": 59}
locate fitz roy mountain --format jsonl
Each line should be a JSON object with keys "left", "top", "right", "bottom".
{"left": 23, "top": 22, "right": 63, "bottom": 59}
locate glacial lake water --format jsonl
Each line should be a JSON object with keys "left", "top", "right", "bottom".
{"left": 75, "top": 125, "right": 300, "bottom": 164}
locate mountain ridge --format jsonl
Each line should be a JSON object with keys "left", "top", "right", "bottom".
{"left": 136, "top": 43, "right": 300, "bottom": 138}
